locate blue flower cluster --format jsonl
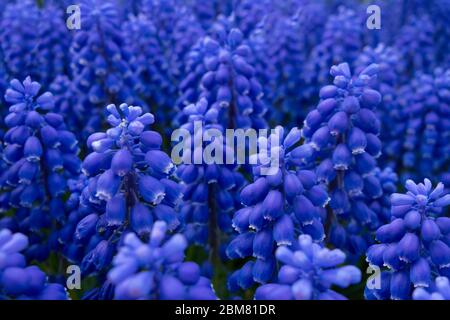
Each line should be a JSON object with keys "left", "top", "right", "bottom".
{"left": 176, "top": 28, "right": 267, "bottom": 263}
{"left": 0, "top": 0, "right": 70, "bottom": 86}
{"left": 0, "top": 229, "right": 67, "bottom": 300}
{"left": 67, "top": 0, "right": 143, "bottom": 136}
{"left": 254, "top": 234, "right": 361, "bottom": 300}
{"left": 108, "top": 221, "right": 216, "bottom": 299}
{"left": 65, "top": 104, "right": 182, "bottom": 278}
{"left": 0, "top": 77, "right": 80, "bottom": 261}
{"left": 366, "top": 179, "right": 450, "bottom": 300}
{"left": 397, "top": 69, "right": 450, "bottom": 185}
{"left": 302, "top": 62, "right": 390, "bottom": 257}
{"left": 227, "top": 127, "right": 329, "bottom": 289}
{"left": 0, "top": 0, "right": 448, "bottom": 301}
{"left": 413, "top": 276, "right": 450, "bottom": 300}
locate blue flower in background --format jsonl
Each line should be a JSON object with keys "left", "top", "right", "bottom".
{"left": 366, "top": 178, "right": 450, "bottom": 300}
{"left": 395, "top": 14, "right": 436, "bottom": 75}
{"left": 123, "top": 5, "right": 204, "bottom": 130}
{"left": 67, "top": 0, "right": 143, "bottom": 137}
{"left": 305, "top": 6, "right": 363, "bottom": 99}
{"left": 108, "top": 221, "right": 216, "bottom": 300}
{"left": 254, "top": 234, "right": 361, "bottom": 300}
{"left": 0, "top": 77, "right": 80, "bottom": 261}
{"left": 0, "top": 0, "right": 40, "bottom": 82}
{"left": 0, "top": 1, "right": 70, "bottom": 87}
{"left": 0, "top": 229, "right": 67, "bottom": 300}
{"left": 354, "top": 45, "right": 405, "bottom": 170}
{"left": 396, "top": 69, "right": 450, "bottom": 186}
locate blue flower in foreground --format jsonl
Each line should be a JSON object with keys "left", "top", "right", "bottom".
{"left": 74, "top": 103, "right": 181, "bottom": 275}
{"left": 254, "top": 234, "right": 361, "bottom": 300}
{"left": 108, "top": 221, "right": 216, "bottom": 300}
{"left": 0, "top": 77, "right": 80, "bottom": 260}
{"left": 413, "top": 276, "right": 450, "bottom": 300}
{"left": 227, "top": 127, "right": 329, "bottom": 290}
{"left": 365, "top": 179, "right": 450, "bottom": 300}
{"left": 0, "top": 229, "right": 67, "bottom": 300}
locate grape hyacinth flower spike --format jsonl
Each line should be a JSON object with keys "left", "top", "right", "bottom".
{"left": 366, "top": 178, "right": 450, "bottom": 300}
{"left": 302, "top": 62, "right": 389, "bottom": 258}
{"left": 0, "top": 77, "right": 80, "bottom": 261}
{"left": 108, "top": 221, "right": 216, "bottom": 300}
{"left": 74, "top": 103, "right": 182, "bottom": 277}
{"left": 254, "top": 234, "right": 361, "bottom": 300}
{"left": 0, "top": 229, "right": 68, "bottom": 300}
{"left": 227, "top": 127, "right": 329, "bottom": 291}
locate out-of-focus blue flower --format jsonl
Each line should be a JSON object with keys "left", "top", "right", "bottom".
{"left": 302, "top": 62, "right": 390, "bottom": 257}
{"left": 395, "top": 14, "right": 436, "bottom": 75}
{"left": 123, "top": 6, "right": 204, "bottom": 129}
{"left": 396, "top": 69, "right": 450, "bottom": 185}
{"left": 354, "top": 45, "right": 405, "bottom": 169}
{"left": 0, "top": 229, "right": 68, "bottom": 300}
{"left": 254, "top": 234, "right": 361, "bottom": 300}
{"left": 413, "top": 276, "right": 450, "bottom": 300}
{"left": 0, "top": 77, "right": 80, "bottom": 261}
{"left": 108, "top": 221, "right": 216, "bottom": 300}
{"left": 0, "top": 1, "right": 40, "bottom": 81}
{"left": 71, "top": 103, "right": 181, "bottom": 277}
{"left": 305, "top": 7, "right": 363, "bottom": 98}
{"left": 68, "top": 0, "right": 143, "bottom": 137}
{"left": 266, "top": 13, "right": 309, "bottom": 123}
{"left": 365, "top": 178, "right": 450, "bottom": 300}
{"left": 232, "top": 0, "right": 269, "bottom": 37}
{"left": 227, "top": 127, "right": 329, "bottom": 290}
{"left": 0, "top": 1, "right": 70, "bottom": 87}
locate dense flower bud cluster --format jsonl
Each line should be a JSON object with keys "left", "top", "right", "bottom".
{"left": 176, "top": 28, "right": 267, "bottom": 261}
{"left": 305, "top": 7, "right": 363, "bottom": 97}
{"left": 0, "top": 0, "right": 448, "bottom": 301}
{"left": 108, "top": 221, "right": 216, "bottom": 299}
{"left": 354, "top": 45, "right": 405, "bottom": 169}
{"left": 302, "top": 62, "right": 388, "bottom": 256}
{"left": 254, "top": 234, "right": 361, "bottom": 300}
{"left": 227, "top": 127, "right": 329, "bottom": 290}
{"left": 413, "top": 276, "right": 450, "bottom": 300}
{"left": 0, "top": 1, "right": 70, "bottom": 87}
{"left": 0, "top": 77, "right": 80, "bottom": 260}
{"left": 366, "top": 179, "right": 450, "bottom": 300}
{"left": 0, "top": 229, "right": 67, "bottom": 299}
{"left": 71, "top": 104, "right": 181, "bottom": 276}
{"left": 397, "top": 69, "right": 450, "bottom": 185}
{"left": 68, "top": 0, "right": 143, "bottom": 136}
